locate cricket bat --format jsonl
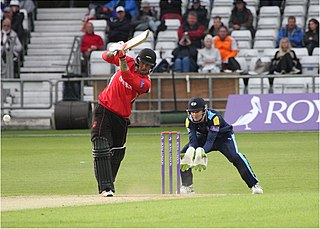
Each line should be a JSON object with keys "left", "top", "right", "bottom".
{"left": 123, "top": 29, "right": 150, "bottom": 51}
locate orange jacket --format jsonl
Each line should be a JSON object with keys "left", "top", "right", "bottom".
{"left": 213, "top": 35, "right": 238, "bottom": 61}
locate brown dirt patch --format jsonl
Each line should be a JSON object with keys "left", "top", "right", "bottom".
{"left": 1, "top": 194, "right": 228, "bottom": 211}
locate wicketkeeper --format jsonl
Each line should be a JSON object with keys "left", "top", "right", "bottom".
{"left": 180, "top": 97, "right": 263, "bottom": 194}
{"left": 91, "top": 42, "right": 156, "bottom": 197}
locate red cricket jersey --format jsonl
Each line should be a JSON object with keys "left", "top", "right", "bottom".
{"left": 98, "top": 52, "right": 151, "bottom": 118}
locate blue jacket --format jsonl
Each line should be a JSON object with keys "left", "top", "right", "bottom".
{"left": 277, "top": 25, "right": 304, "bottom": 48}
{"left": 185, "top": 109, "right": 233, "bottom": 153}
{"left": 104, "top": 0, "right": 138, "bottom": 18}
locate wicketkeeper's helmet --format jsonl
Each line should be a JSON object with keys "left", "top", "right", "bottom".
{"left": 187, "top": 97, "right": 206, "bottom": 113}
{"left": 136, "top": 48, "right": 157, "bottom": 67}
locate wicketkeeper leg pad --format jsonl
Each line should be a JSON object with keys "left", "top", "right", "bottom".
{"left": 92, "top": 137, "right": 115, "bottom": 193}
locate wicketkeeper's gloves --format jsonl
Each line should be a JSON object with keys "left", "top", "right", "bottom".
{"left": 180, "top": 146, "right": 195, "bottom": 171}
{"left": 193, "top": 147, "right": 208, "bottom": 172}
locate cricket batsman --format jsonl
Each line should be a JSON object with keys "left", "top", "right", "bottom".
{"left": 91, "top": 42, "right": 156, "bottom": 197}
{"left": 179, "top": 97, "right": 263, "bottom": 194}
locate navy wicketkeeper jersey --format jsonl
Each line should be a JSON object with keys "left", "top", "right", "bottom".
{"left": 185, "top": 109, "right": 233, "bottom": 153}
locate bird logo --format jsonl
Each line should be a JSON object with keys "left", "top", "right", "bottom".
{"left": 232, "top": 96, "right": 262, "bottom": 130}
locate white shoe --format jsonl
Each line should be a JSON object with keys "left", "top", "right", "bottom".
{"left": 223, "top": 69, "right": 232, "bottom": 73}
{"left": 235, "top": 69, "right": 244, "bottom": 73}
{"left": 291, "top": 67, "right": 300, "bottom": 74}
{"left": 180, "top": 185, "right": 195, "bottom": 194}
{"left": 248, "top": 71, "right": 258, "bottom": 75}
{"left": 101, "top": 190, "right": 114, "bottom": 197}
{"left": 251, "top": 184, "right": 263, "bottom": 194}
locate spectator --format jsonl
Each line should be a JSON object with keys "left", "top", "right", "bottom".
{"left": 131, "top": 1, "right": 160, "bottom": 33}
{"left": 1, "top": 0, "right": 5, "bottom": 20}
{"left": 183, "top": 0, "right": 208, "bottom": 28}
{"left": 269, "top": 37, "right": 301, "bottom": 92}
{"left": 277, "top": 16, "right": 303, "bottom": 48}
{"left": 20, "top": 0, "right": 35, "bottom": 32}
{"left": 178, "top": 11, "right": 204, "bottom": 49}
{"left": 107, "top": 6, "right": 132, "bottom": 43}
{"left": 103, "top": 0, "right": 138, "bottom": 20}
{"left": 229, "top": 0, "right": 255, "bottom": 37}
{"left": 80, "top": 22, "right": 105, "bottom": 77}
{"left": 172, "top": 34, "right": 198, "bottom": 72}
{"left": 160, "top": 0, "right": 182, "bottom": 23}
{"left": 197, "top": 34, "right": 221, "bottom": 73}
{"left": 1, "top": 18, "right": 22, "bottom": 78}
{"left": 9, "top": 0, "right": 25, "bottom": 48}
{"left": 2, "top": 6, "right": 11, "bottom": 20}
{"left": 303, "top": 18, "right": 319, "bottom": 56}
{"left": 206, "top": 16, "right": 224, "bottom": 37}
{"left": 213, "top": 26, "right": 241, "bottom": 73}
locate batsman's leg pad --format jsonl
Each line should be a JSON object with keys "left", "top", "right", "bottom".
{"left": 92, "top": 137, "right": 115, "bottom": 193}
{"left": 111, "top": 147, "right": 126, "bottom": 182}
{"left": 180, "top": 146, "right": 195, "bottom": 171}
{"left": 193, "top": 147, "right": 208, "bottom": 172}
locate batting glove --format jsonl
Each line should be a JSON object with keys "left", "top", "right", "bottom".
{"left": 193, "top": 147, "right": 208, "bottom": 172}
{"left": 180, "top": 147, "right": 195, "bottom": 172}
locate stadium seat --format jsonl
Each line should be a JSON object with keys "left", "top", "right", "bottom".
{"left": 231, "top": 30, "right": 252, "bottom": 42}
{"left": 155, "top": 41, "right": 177, "bottom": 52}
{"left": 89, "top": 19, "right": 107, "bottom": 32}
{"left": 253, "top": 40, "right": 275, "bottom": 54}
{"left": 262, "top": 48, "right": 278, "bottom": 59}
{"left": 300, "top": 56, "right": 319, "bottom": 74}
{"left": 235, "top": 57, "right": 248, "bottom": 71}
{"left": 291, "top": 48, "right": 309, "bottom": 59}
{"left": 133, "top": 30, "right": 155, "bottom": 44}
{"left": 213, "top": 0, "right": 233, "bottom": 7}
{"left": 308, "top": 5, "right": 319, "bottom": 18}
{"left": 309, "top": 0, "right": 319, "bottom": 5}
{"left": 157, "top": 30, "right": 179, "bottom": 42}
{"left": 238, "top": 49, "right": 260, "bottom": 69}
{"left": 312, "top": 47, "right": 319, "bottom": 56}
{"left": 284, "top": 5, "right": 306, "bottom": 17}
{"left": 231, "top": 30, "right": 252, "bottom": 49}
{"left": 131, "top": 42, "right": 153, "bottom": 54}
{"left": 165, "top": 19, "right": 181, "bottom": 31}
{"left": 89, "top": 51, "right": 111, "bottom": 76}
{"left": 247, "top": 6, "right": 257, "bottom": 29}
{"left": 210, "top": 6, "right": 232, "bottom": 27}
{"left": 254, "top": 29, "right": 278, "bottom": 42}
{"left": 257, "top": 17, "right": 280, "bottom": 30}
{"left": 94, "top": 31, "right": 106, "bottom": 43}
{"left": 245, "top": 0, "right": 259, "bottom": 11}
{"left": 285, "top": 0, "right": 308, "bottom": 5}
{"left": 236, "top": 41, "right": 252, "bottom": 49}
{"left": 259, "top": 6, "right": 281, "bottom": 18}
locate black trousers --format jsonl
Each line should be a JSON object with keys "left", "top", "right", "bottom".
{"left": 180, "top": 133, "right": 259, "bottom": 189}
{"left": 91, "top": 104, "right": 129, "bottom": 191}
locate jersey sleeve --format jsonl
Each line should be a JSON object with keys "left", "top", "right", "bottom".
{"left": 202, "top": 115, "right": 220, "bottom": 153}
{"left": 185, "top": 117, "right": 198, "bottom": 149}
{"left": 121, "top": 66, "right": 151, "bottom": 94}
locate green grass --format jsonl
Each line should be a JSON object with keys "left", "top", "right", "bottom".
{"left": 1, "top": 128, "right": 319, "bottom": 228}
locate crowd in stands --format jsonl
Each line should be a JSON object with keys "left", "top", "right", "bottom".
{"left": 81, "top": 0, "right": 318, "bottom": 84}
{"left": 1, "top": 0, "right": 36, "bottom": 78}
